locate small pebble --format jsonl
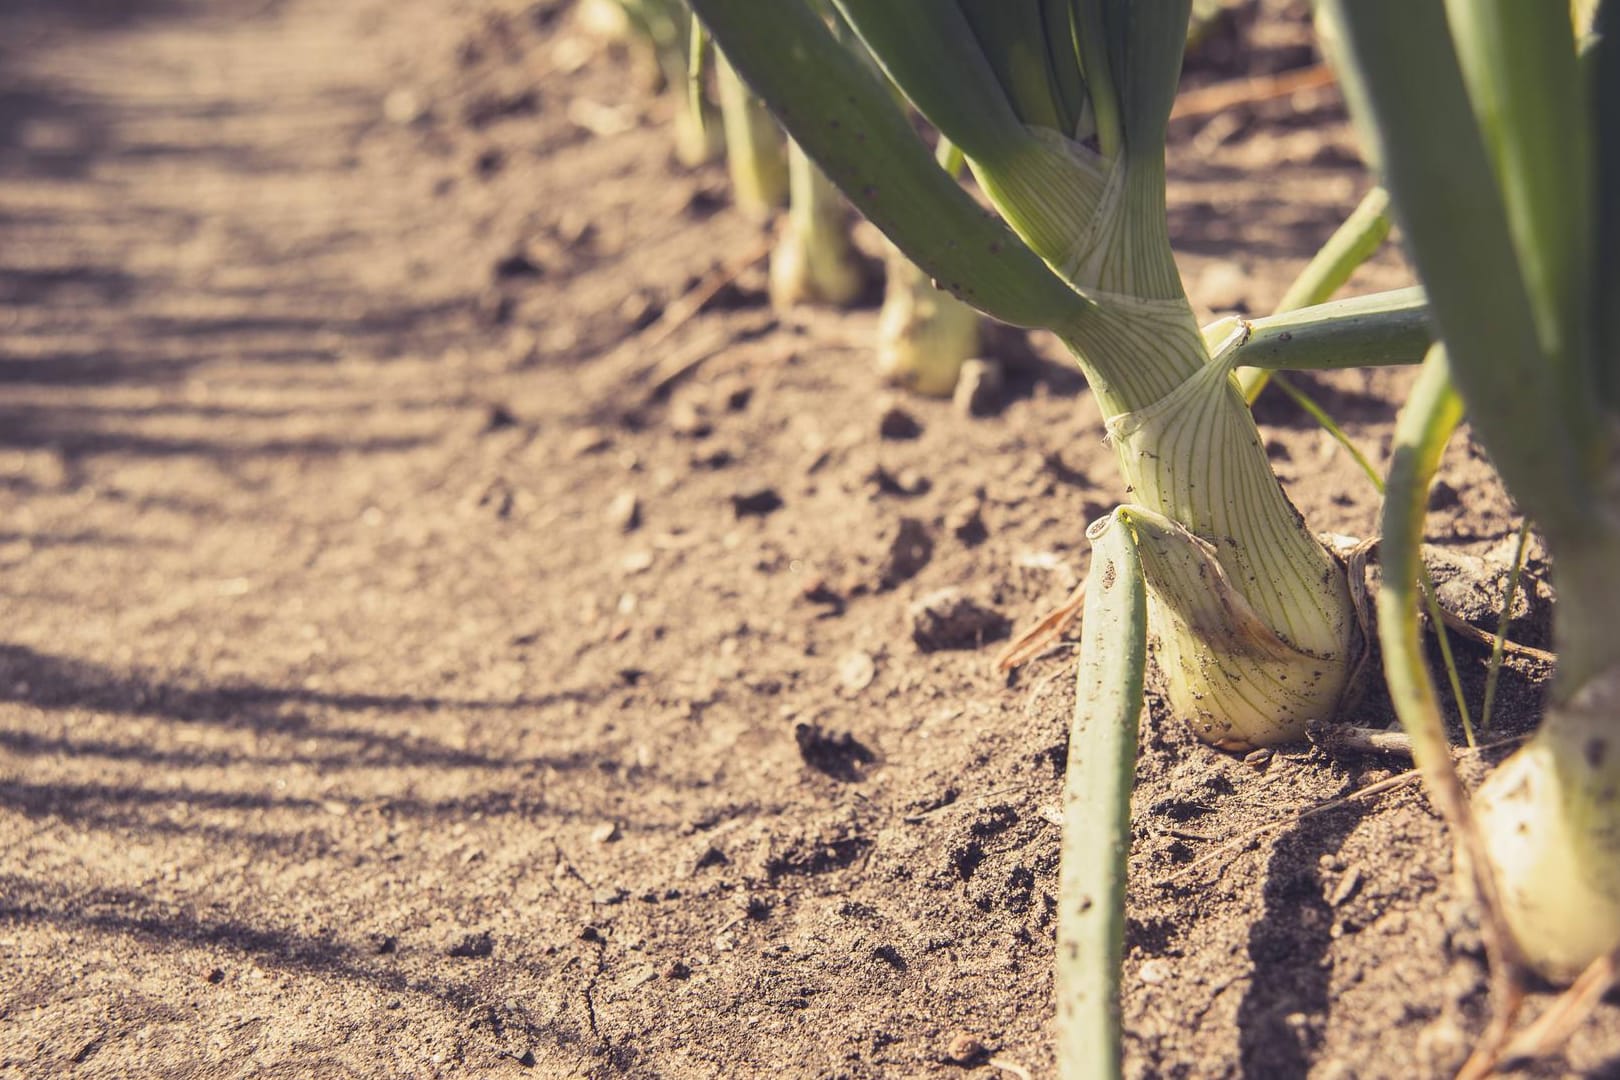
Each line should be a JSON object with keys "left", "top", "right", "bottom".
{"left": 1138, "top": 958, "right": 1172, "bottom": 985}
{"left": 837, "top": 650, "right": 876, "bottom": 694}
{"left": 894, "top": 468, "right": 929, "bottom": 496}
{"left": 945, "top": 496, "right": 987, "bottom": 546}
{"left": 447, "top": 931, "right": 494, "bottom": 959}
{"left": 619, "top": 291, "right": 661, "bottom": 331}
{"left": 668, "top": 397, "right": 712, "bottom": 438}
{"left": 864, "top": 465, "right": 929, "bottom": 497}
{"left": 878, "top": 517, "right": 934, "bottom": 589}
{"left": 943, "top": 1032, "right": 989, "bottom": 1066}
{"left": 1328, "top": 867, "right": 1362, "bottom": 907}
{"left": 1416, "top": 1015, "right": 1470, "bottom": 1076}
{"left": 694, "top": 846, "right": 729, "bottom": 871}
{"left": 383, "top": 87, "right": 426, "bottom": 125}
{"left": 606, "top": 491, "right": 640, "bottom": 532}
{"left": 691, "top": 445, "right": 735, "bottom": 469}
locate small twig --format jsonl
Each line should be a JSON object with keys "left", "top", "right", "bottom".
{"left": 1308, "top": 724, "right": 1414, "bottom": 757}
{"left": 1481, "top": 520, "right": 1534, "bottom": 731}
{"left": 637, "top": 237, "right": 772, "bottom": 359}
{"left": 1495, "top": 946, "right": 1620, "bottom": 1069}
{"left": 1434, "top": 606, "right": 1556, "bottom": 666}
{"left": 589, "top": 238, "right": 773, "bottom": 401}
{"left": 1310, "top": 725, "right": 1531, "bottom": 765}
{"left": 987, "top": 1057, "right": 1034, "bottom": 1080}
{"left": 1170, "top": 63, "right": 1337, "bottom": 122}
{"left": 998, "top": 532, "right": 1553, "bottom": 677}
{"left": 902, "top": 784, "right": 1026, "bottom": 825}
{"left": 1189, "top": 972, "right": 1251, "bottom": 1025}
{"left": 636, "top": 314, "right": 778, "bottom": 405}
{"left": 1457, "top": 981, "right": 1527, "bottom": 1080}
{"left": 996, "top": 579, "right": 1088, "bottom": 672}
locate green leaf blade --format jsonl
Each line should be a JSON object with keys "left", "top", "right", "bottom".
{"left": 690, "top": 0, "right": 1093, "bottom": 331}
{"left": 1056, "top": 508, "right": 1148, "bottom": 1080}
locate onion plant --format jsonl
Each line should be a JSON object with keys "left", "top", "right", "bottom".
{"left": 713, "top": 50, "right": 786, "bottom": 221}
{"left": 1322, "top": 0, "right": 1620, "bottom": 988}
{"left": 875, "top": 141, "right": 981, "bottom": 396}
{"left": 692, "top": 0, "right": 1432, "bottom": 751}
{"left": 688, "top": 3, "right": 1435, "bottom": 1074}
{"left": 874, "top": 238, "right": 982, "bottom": 396}
{"left": 582, "top": 0, "right": 719, "bottom": 166}
{"left": 768, "top": 139, "right": 866, "bottom": 309}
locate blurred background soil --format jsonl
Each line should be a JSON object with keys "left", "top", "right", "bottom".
{"left": 0, "top": 1, "right": 1611, "bottom": 1077}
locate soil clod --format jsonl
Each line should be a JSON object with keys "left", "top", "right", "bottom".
{"left": 877, "top": 517, "right": 934, "bottom": 589}
{"left": 878, "top": 404, "right": 924, "bottom": 440}
{"left": 946, "top": 495, "right": 988, "bottom": 546}
{"left": 492, "top": 250, "right": 544, "bottom": 280}
{"left": 910, "top": 588, "right": 1012, "bottom": 651}
{"left": 447, "top": 931, "right": 495, "bottom": 959}
{"left": 731, "top": 488, "right": 784, "bottom": 517}
{"left": 794, "top": 722, "right": 876, "bottom": 782}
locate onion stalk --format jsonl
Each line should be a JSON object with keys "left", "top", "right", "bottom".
{"left": 874, "top": 239, "right": 981, "bottom": 397}
{"left": 768, "top": 140, "right": 866, "bottom": 309}
{"left": 714, "top": 50, "right": 786, "bottom": 222}
{"left": 874, "top": 139, "right": 980, "bottom": 396}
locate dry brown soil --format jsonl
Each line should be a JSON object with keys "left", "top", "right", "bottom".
{"left": 2, "top": 1, "right": 1615, "bottom": 1077}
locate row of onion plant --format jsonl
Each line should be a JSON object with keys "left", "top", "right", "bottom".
{"left": 685, "top": 2, "right": 1436, "bottom": 1076}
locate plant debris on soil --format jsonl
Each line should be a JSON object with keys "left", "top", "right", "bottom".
{"left": 1, "top": 1, "right": 1615, "bottom": 1078}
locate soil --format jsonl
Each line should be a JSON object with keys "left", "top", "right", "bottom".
{"left": 0, "top": 2, "right": 1613, "bottom": 1078}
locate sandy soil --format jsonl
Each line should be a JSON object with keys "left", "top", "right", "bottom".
{"left": 1, "top": 1, "right": 1613, "bottom": 1077}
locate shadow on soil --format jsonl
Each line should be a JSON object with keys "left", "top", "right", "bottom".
{"left": 0, "top": 643, "right": 611, "bottom": 772}
{"left": 1237, "top": 801, "right": 1364, "bottom": 1077}
{"left": 0, "top": 0, "right": 290, "bottom": 45}
{"left": 0, "top": 873, "right": 589, "bottom": 1056}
